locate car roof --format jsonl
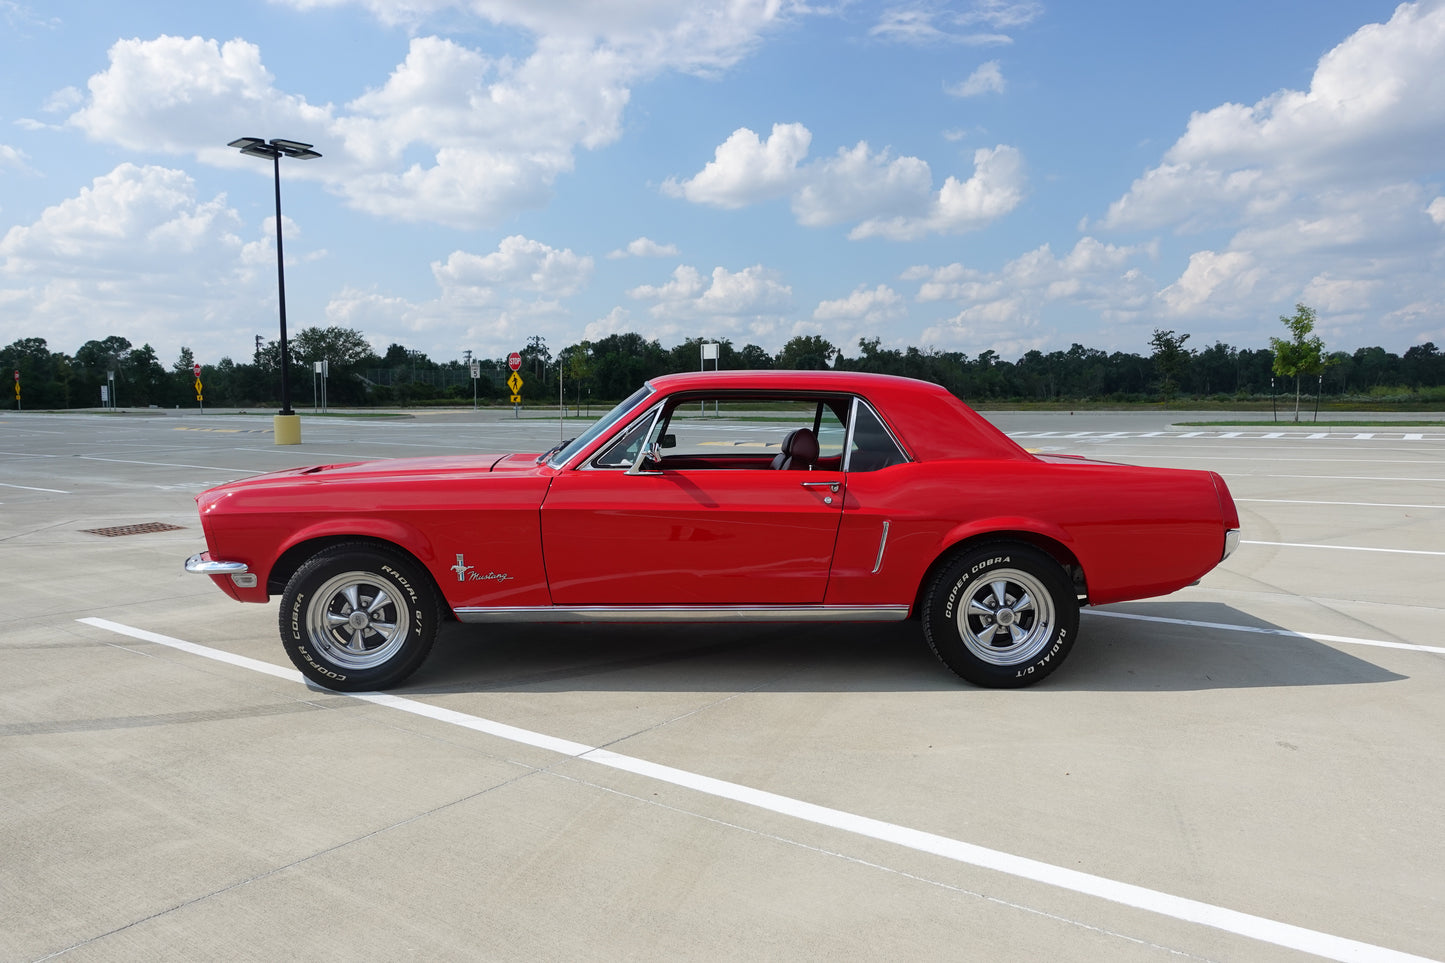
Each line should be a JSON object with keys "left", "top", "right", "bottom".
{"left": 649, "top": 368, "right": 940, "bottom": 393}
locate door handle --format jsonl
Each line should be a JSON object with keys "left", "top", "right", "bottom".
{"left": 800, "top": 481, "right": 840, "bottom": 493}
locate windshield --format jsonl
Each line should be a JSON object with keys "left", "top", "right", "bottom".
{"left": 545, "top": 384, "right": 655, "bottom": 468}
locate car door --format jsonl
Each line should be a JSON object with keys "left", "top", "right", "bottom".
{"left": 539, "top": 397, "right": 846, "bottom": 607}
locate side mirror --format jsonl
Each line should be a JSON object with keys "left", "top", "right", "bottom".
{"left": 626, "top": 441, "right": 665, "bottom": 476}
{"left": 659, "top": 433, "right": 676, "bottom": 449}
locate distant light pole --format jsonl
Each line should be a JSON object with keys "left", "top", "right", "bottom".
{"left": 228, "top": 137, "right": 322, "bottom": 443}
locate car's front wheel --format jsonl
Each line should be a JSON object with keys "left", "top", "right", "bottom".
{"left": 279, "top": 544, "right": 439, "bottom": 691}
{"left": 922, "top": 542, "right": 1079, "bottom": 688}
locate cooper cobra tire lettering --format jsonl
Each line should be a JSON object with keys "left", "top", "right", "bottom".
{"left": 922, "top": 543, "right": 1079, "bottom": 689}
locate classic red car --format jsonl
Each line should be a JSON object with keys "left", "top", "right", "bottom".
{"left": 186, "top": 370, "right": 1239, "bottom": 690}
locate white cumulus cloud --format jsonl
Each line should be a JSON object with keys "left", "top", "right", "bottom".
{"left": 607, "top": 237, "right": 681, "bottom": 259}
{"left": 662, "top": 123, "right": 811, "bottom": 208}
{"left": 669, "top": 125, "right": 1026, "bottom": 240}
{"left": 946, "top": 61, "right": 1005, "bottom": 97}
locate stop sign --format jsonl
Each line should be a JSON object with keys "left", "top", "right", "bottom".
{"left": 508, "top": 352, "right": 522, "bottom": 371}
{"left": 193, "top": 363, "right": 201, "bottom": 377}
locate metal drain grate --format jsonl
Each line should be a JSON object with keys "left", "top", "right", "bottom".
{"left": 81, "top": 522, "right": 186, "bottom": 538}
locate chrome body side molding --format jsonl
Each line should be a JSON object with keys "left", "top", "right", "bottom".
{"left": 454, "top": 604, "right": 911, "bottom": 624}
{"left": 871, "top": 520, "right": 891, "bottom": 574}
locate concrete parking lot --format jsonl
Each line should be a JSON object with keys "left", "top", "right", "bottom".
{"left": 3, "top": 407, "right": 1442, "bottom": 962}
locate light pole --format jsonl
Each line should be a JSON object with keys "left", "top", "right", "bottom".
{"left": 228, "top": 137, "right": 322, "bottom": 444}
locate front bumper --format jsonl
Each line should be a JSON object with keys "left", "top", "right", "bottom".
{"left": 185, "top": 552, "right": 248, "bottom": 576}
{"left": 185, "top": 552, "right": 258, "bottom": 592}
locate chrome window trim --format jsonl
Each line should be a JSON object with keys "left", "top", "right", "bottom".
{"left": 455, "top": 604, "right": 910, "bottom": 624}
{"left": 551, "top": 384, "right": 656, "bottom": 471}
{"left": 582, "top": 401, "right": 664, "bottom": 472}
{"left": 843, "top": 396, "right": 910, "bottom": 472}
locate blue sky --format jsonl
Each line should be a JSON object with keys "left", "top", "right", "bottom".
{"left": 2, "top": 0, "right": 1442, "bottom": 368}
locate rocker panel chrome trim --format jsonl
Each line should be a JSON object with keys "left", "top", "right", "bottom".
{"left": 454, "top": 604, "right": 911, "bottom": 624}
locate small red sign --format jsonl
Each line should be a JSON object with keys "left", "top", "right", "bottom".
{"left": 193, "top": 363, "right": 201, "bottom": 377}
{"left": 508, "top": 352, "right": 522, "bottom": 371}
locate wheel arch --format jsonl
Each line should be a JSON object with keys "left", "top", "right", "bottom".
{"left": 911, "top": 528, "right": 1087, "bottom": 619}
{"left": 267, "top": 535, "right": 446, "bottom": 612}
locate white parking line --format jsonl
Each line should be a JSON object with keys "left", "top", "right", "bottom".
{"left": 1243, "top": 540, "right": 1445, "bottom": 558}
{"left": 77, "top": 616, "right": 1441, "bottom": 963}
{"left": 1085, "top": 610, "right": 1445, "bottom": 655}
{"left": 1263, "top": 473, "right": 1445, "bottom": 482}
{"left": 0, "top": 482, "right": 72, "bottom": 493}
{"left": 1235, "top": 498, "right": 1445, "bottom": 510}
{"left": 77, "top": 456, "right": 264, "bottom": 473}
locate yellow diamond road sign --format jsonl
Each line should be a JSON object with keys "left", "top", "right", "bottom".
{"left": 507, "top": 372, "right": 523, "bottom": 394}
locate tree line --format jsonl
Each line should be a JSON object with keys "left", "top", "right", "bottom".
{"left": 5, "top": 309, "right": 1444, "bottom": 411}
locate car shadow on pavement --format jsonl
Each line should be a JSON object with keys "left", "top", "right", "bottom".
{"left": 1062, "top": 601, "right": 1406, "bottom": 692}
{"left": 403, "top": 601, "right": 1404, "bottom": 694}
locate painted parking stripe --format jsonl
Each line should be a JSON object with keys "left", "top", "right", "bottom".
{"left": 1243, "top": 539, "right": 1445, "bottom": 558}
{"left": 1085, "top": 610, "right": 1445, "bottom": 655}
{"left": 0, "top": 482, "right": 72, "bottom": 493}
{"left": 1236, "top": 497, "right": 1445, "bottom": 510}
{"left": 77, "top": 456, "right": 265, "bottom": 473}
{"left": 77, "top": 617, "right": 1440, "bottom": 963}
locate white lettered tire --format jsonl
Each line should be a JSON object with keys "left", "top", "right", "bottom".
{"left": 279, "top": 544, "right": 439, "bottom": 691}
{"left": 922, "top": 543, "right": 1079, "bottom": 688}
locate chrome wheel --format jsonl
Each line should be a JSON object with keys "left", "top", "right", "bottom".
{"left": 956, "top": 567, "right": 1056, "bottom": 666}
{"left": 306, "top": 570, "right": 410, "bottom": 670}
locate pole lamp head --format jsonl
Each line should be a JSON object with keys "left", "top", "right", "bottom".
{"left": 227, "top": 137, "right": 322, "bottom": 161}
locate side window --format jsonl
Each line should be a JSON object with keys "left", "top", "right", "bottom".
{"left": 846, "top": 399, "right": 907, "bottom": 472}
{"left": 663, "top": 398, "right": 827, "bottom": 462}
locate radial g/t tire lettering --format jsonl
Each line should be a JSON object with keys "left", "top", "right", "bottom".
{"left": 922, "top": 542, "right": 1080, "bottom": 688}
{"left": 279, "top": 544, "right": 440, "bottom": 691}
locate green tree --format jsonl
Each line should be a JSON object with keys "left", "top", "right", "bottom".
{"left": 1149, "top": 328, "right": 1192, "bottom": 401}
{"left": 775, "top": 335, "right": 837, "bottom": 370}
{"left": 736, "top": 343, "right": 773, "bottom": 369}
{"left": 1269, "top": 304, "right": 1327, "bottom": 421}
{"left": 560, "top": 341, "right": 594, "bottom": 413}
{"left": 124, "top": 344, "right": 169, "bottom": 406}
{"left": 521, "top": 334, "right": 552, "bottom": 387}
{"left": 173, "top": 346, "right": 197, "bottom": 407}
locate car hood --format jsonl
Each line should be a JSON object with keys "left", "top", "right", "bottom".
{"left": 201, "top": 452, "right": 540, "bottom": 494}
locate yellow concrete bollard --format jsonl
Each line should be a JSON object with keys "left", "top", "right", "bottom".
{"left": 273, "top": 413, "right": 302, "bottom": 445}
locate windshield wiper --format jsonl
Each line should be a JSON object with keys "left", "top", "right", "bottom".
{"left": 535, "top": 437, "right": 576, "bottom": 464}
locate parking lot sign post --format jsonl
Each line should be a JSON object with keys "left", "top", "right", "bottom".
{"left": 508, "top": 351, "right": 523, "bottom": 416}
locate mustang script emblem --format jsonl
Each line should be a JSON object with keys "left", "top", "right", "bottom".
{"left": 451, "top": 554, "right": 513, "bottom": 584}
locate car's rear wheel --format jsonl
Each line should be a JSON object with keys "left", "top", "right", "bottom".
{"left": 922, "top": 542, "right": 1079, "bottom": 688}
{"left": 279, "top": 544, "right": 439, "bottom": 691}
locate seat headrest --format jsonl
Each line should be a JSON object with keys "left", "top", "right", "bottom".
{"left": 784, "top": 427, "right": 819, "bottom": 463}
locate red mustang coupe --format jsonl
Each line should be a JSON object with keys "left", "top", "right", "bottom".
{"left": 187, "top": 370, "right": 1239, "bottom": 690}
